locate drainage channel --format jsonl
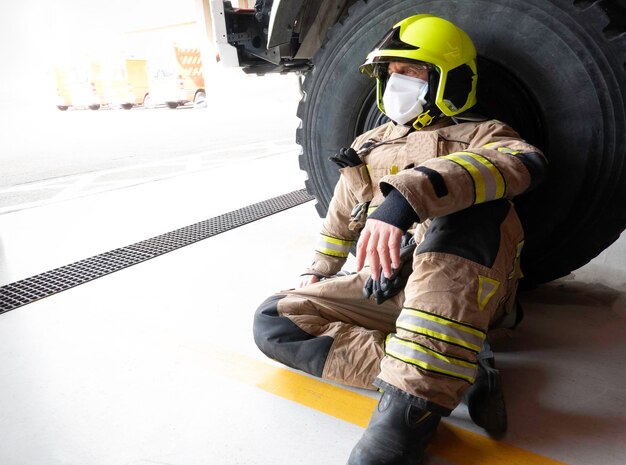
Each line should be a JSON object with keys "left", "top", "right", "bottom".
{"left": 0, "top": 189, "right": 314, "bottom": 314}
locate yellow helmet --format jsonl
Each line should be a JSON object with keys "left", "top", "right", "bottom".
{"left": 360, "top": 14, "right": 478, "bottom": 129}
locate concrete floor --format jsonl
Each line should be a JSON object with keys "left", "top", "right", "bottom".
{"left": 0, "top": 150, "right": 625, "bottom": 465}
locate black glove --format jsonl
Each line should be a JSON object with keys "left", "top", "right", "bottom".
{"left": 329, "top": 147, "right": 362, "bottom": 168}
{"left": 363, "top": 235, "right": 416, "bottom": 304}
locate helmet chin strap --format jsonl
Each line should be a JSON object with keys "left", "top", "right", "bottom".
{"left": 412, "top": 111, "right": 435, "bottom": 130}
{"left": 378, "top": 67, "right": 443, "bottom": 130}
{"left": 410, "top": 69, "right": 442, "bottom": 130}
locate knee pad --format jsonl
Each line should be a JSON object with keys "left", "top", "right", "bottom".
{"left": 253, "top": 294, "right": 333, "bottom": 377}
{"left": 253, "top": 294, "right": 286, "bottom": 356}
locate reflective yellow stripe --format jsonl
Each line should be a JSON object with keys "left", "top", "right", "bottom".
{"left": 403, "top": 308, "right": 485, "bottom": 338}
{"left": 392, "top": 337, "right": 476, "bottom": 369}
{"left": 317, "top": 248, "right": 349, "bottom": 258}
{"left": 483, "top": 143, "right": 520, "bottom": 155}
{"left": 445, "top": 154, "right": 485, "bottom": 202}
{"left": 316, "top": 234, "right": 353, "bottom": 258}
{"left": 397, "top": 308, "right": 485, "bottom": 352}
{"left": 461, "top": 152, "right": 506, "bottom": 201}
{"left": 397, "top": 322, "right": 482, "bottom": 352}
{"left": 322, "top": 235, "right": 352, "bottom": 247}
{"left": 497, "top": 146, "right": 520, "bottom": 155}
{"left": 444, "top": 152, "right": 505, "bottom": 204}
{"left": 367, "top": 205, "right": 378, "bottom": 216}
{"left": 386, "top": 336, "right": 477, "bottom": 383}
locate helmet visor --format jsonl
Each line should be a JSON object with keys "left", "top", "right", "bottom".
{"left": 360, "top": 27, "right": 436, "bottom": 77}
{"left": 361, "top": 57, "right": 436, "bottom": 78}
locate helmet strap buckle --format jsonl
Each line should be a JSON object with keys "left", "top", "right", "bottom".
{"left": 412, "top": 111, "right": 434, "bottom": 130}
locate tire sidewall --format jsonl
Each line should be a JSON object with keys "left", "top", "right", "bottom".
{"left": 299, "top": 0, "right": 626, "bottom": 283}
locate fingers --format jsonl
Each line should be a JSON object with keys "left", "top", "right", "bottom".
{"left": 356, "top": 228, "right": 371, "bottom": 271}
{"left": 389, "top": 230, "right": 402, "bottom": 270}
{"left": 356, "top": 226, "right": 381, "bottom": 280}
{"left": 368, "top": 235, "right": 381, "bottom": 280}
{"left": 298, "top": 275, "right": 320, "bottom": 288}
{"left": 357, "top": 219, "right": 404, "bottom": 280}
{"left": 375, "top": 229, "right": 389, "bottom": 281}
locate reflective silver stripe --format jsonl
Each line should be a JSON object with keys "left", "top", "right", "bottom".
{"left": 316, "top": 235, "right": 353, "bottom": 258}
{"left": 459, "top": 153, "right": 497, "bottom": 201}
{"left": 386, "top": 336, "right": 477, "bottom": 383}
{"left": 397, "top": 309, "right": 485, "bottom": 352}
{"left": 443, "top": 152, "right": 505, "bottom": 203}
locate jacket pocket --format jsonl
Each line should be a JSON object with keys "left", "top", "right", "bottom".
{"left": 340, "top": 164, "right": 374, "bottom": 203}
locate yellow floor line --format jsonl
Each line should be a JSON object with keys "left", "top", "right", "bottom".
{"left": 222, "top": 352, "right": 568, "bottom": 465}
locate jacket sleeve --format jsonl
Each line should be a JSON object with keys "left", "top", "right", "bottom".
{"left": 378, "top": 120, "right": 548, "bottom": 222}
{"left": 302, "top": 165, "right": 364, "bottom": 278}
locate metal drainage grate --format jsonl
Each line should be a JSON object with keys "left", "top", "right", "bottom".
{"left": 0, "top": 189, "right": 314, "bottom": 314}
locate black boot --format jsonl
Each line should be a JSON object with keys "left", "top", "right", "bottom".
{"left": 465, "top": 341, "right": 507, "bottom": 437}
{"left": 347, "top": 390, "right": 441, "bottom": 465}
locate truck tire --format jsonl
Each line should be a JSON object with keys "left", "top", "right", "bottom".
{"left": 297, "top": 0, "right": 626, "bottom": 285}
{"left": 143, "top": 94, "right": 156, "bottom": 109}
{"left": 194, "top": 90, "right": 207, "bottom": 108}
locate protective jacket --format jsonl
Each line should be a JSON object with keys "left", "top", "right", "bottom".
{"left": 305, "top": 117, "right": 545, "bottom": 278}
{"left": 254, "top": 117, "right": 547, "bottom": 413}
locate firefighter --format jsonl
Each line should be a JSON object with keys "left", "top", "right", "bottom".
{"left": 253, "top": 14, "right": 547, "bottom": 464}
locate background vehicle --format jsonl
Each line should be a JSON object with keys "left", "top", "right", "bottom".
{"left": 54, "top": 59, "right": 149, "bottom": 110}
{"left": 102, "top": 59, "right": 150, "bottom": 110}
{"left": 53, "top": 68, "right": 72, "bottom": 111}
{"left": 210, "top": 0, "right": 626, "bottom": 287}
{"left": 146, "top": 45, "right": 206, "bottom": 109}
{"left": 54, "top": 62, "right": 105, "bottom": 110}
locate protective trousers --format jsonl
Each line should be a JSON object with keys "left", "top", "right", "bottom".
{"left": 253, "top": 199, "right": 523, "bottom": 414}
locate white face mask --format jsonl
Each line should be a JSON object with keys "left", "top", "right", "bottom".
{"left": 382, "top": 73, "right": 429, "bottom": 125}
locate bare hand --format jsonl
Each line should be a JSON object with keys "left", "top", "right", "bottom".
{"left": 297, "top": 274, "right": 320, "bottom": 288}
{"left": 356, "top": 219, "right": 403, "bottom": 281}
